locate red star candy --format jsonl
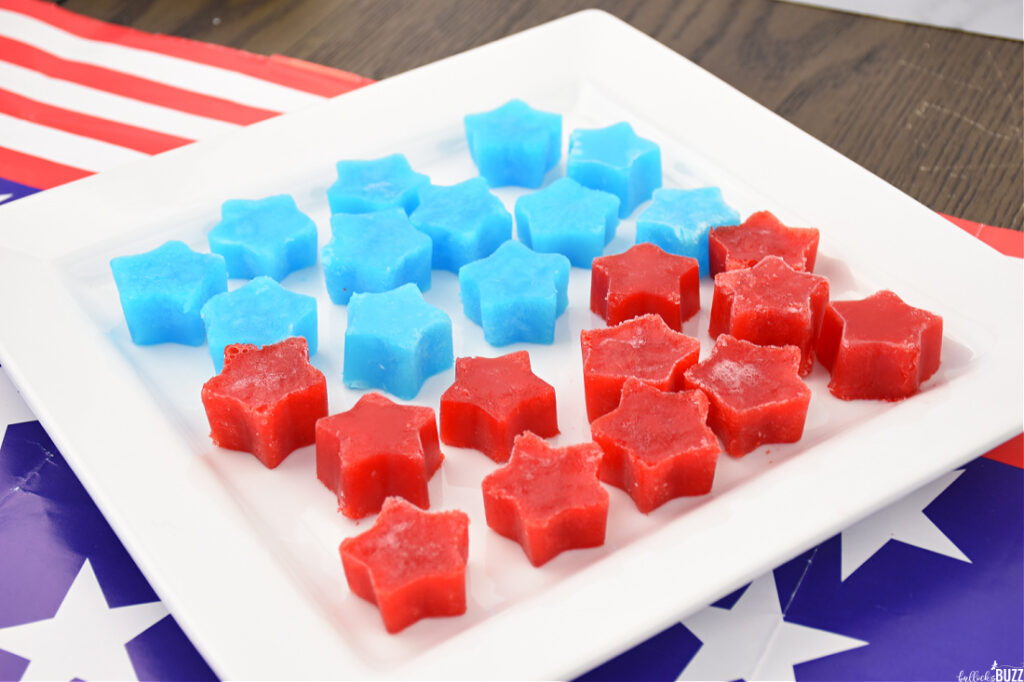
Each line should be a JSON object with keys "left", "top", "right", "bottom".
{"left": 316, "top": 392, "right": 443, "bottom": 519}
{"left": 339, "top": 497, "right": 469, "bottom": 633}
{"left": 708, "top": 210, "right": 820, "bottom": 275}
{"left": 439, "top": 351, "right": 558, "bottom": 462}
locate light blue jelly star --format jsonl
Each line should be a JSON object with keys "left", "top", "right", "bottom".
{"left": 458, "top": 240, "right": 570, "bottom": 346}
{"left": 200, "top": 276, "right": 317, "bottom": 371}
{"left": 514, "top": 177, "right": 620, "bottom": 268}
{"left": 409, "top": 177, "right": 513, "bottom": 272}
{"left": 343, "top": 283, "right": 453, "bottom": 400}
{"left": 464, "top": 99, "right": 562, "bottom": 188}
{"left": 567, "top": 122, "right": 661, "bottom": 218}
{"left": 110, "top": 240, "right": 227, "bottom": 346}
{"left": 635, "top": 187, "right": 741, "bottom": 276}
{"left": 326, "top": 154, "right": 430, "bottom": 215}
{"left": 208, "top": 194, "right": 317, "bottom": 281}
{"left": 322, "top": 208, "right": 432, "bottom": 305}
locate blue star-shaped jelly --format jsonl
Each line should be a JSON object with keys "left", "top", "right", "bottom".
{"left": 111, "top": 240, "right": 227, "bottom": 346}
{"left": 464, "top": 99, "right": 562, "bottom": 188}
{"left": 208, "top": 194, "right": 318, "bottom": 281}
{"left": 409, "top": 177, "right": 512, "bottom": 272}
{"left": 200, "top": 276, "right": 317, "bottom": 371}
{"left": 344, "top": 283, "right": 453, "bottom": 400}
{"left": 636, "top": 187, "right": 741, "bottom": 276}
{"left": 567, "top": 122, "right": 661, "bottom": 218}
{"left": 459, "top": 240, "right": 570, "bottom": 346}
{"left": 326, "top": 153, "right": 430, "bottom": 215}
{"left": 321, "top": 208, "right": 432, "bottom": 304}
{"left": 514, "top": 177, "right": 620, "bottom": 268}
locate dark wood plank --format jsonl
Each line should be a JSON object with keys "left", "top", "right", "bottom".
{"left": 61, "top": 0, "right": 1024, "bottom": 229}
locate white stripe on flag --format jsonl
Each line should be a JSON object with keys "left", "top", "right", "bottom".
{"left": 0, "top": 9, "right": 324, "bottom": 113}
{"left": 0, "top": 111, "right": 148, "bottom": 171}
{"left": 0, "top": 60, "right": 238, "bottom": 140}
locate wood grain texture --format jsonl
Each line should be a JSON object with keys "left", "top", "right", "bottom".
{"left": 62, "top": 0, "right": 1024, "bottom": 229}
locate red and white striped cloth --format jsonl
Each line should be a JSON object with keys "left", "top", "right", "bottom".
{"left": 0, "top": 0, "right": 372, "bottom": 193}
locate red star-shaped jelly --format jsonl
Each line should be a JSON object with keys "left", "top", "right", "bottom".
{"left": 591, "top": 379, "right": 720, "bottom": 513}
{"left": 439, "top": 351, "right": 558, "bottom": 462}
{"left": 684, "top": 335, "right": 811, "bottom": 456}
{"left": 591, "top": 242, "right": 700, "bottom": 330}
{"left": 581, "top": 313, "right": 701, "bottom": 421}
{"left": 816, "top": 289, "right": 943, "bottom": 401}
{"left": 481, "top": 432, "right": 609, "bottom": 566}
{"left": 201, "top": 337, "right": 327, "bottom": 469}
{"left": 708, "top": 210, "right": 820, "bottom": 276}
{"left": 339, "top": 497, "right": 469, "bottom": 633}
{"left": 316, "top": 392, "right": 443, "bottom": 519}
{"left": 709, "top": 255, "right": 830, "bottom": 376}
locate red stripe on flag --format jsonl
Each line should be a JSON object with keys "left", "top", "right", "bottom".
{"left": 0, "top": 0, "right": 373, "bottom": 97}
{"left": 940, "top": 213, "right": 1024, "bottom": 259}
{"left": 0, "top": 145, "right": 91, "bottom": 188}
{"left": 0, "top": 87, "right": 192, "bottom": 155}
{"left": 983, "top": 434, "right": 1024, "bottom": 469}
{"left": 0, "top": 35, "right": 279, "bottom": 125}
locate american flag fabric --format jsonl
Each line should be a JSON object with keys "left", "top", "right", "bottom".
{"left": 0, "top": 1, "right": 1021, "bottom": 680}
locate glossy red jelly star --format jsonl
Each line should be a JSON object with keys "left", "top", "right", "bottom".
{"left": 481, "top": 432, "right": 609, "bottom": 566}
{"left": 201, "top": 337, "right": 327, "bottom": 469}
{"left": 709, "top": 255, "right": 830, "bottom": 376}
{"left": 339, "top": 497, "right": 469, "bottom": 633}
{"left": 708, "top": 211, "right": 820, "bottom": 276}
{"left": 581, "top": 314, "right": 701, "bottom": 422}
{"left": 591, "top": 242, "right": 700, "bottom": 330}
{"left": 440, "top": 351, "right": 558, "bottom": 463}
{"left": 816, "top": 289, "right": 943, "bottom": 401}
{"left": 316, "top": 392, "right": 443, "bottom": 519}
{"left": 684, "top": 335, "right": 811, "bottom": 456}
{"left": 591, "top": 379, "right": 720, "bottom": 513}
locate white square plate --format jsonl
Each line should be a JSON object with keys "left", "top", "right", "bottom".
{"left": 0, "top": 10, "right": 1021, "bottom": 680}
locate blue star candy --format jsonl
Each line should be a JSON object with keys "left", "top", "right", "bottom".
{"left": 110, "top": 240, "right": 227, "bottom": 346}
{"left": 208, "top": 194, "right": 318, "bottom": 281}
{"left": 515, "top": 177, "right": 620, "bottom": 268}
{"left": 343, "top": 283, "right": 453, "bottom": 400}
{"left": 200, "top": 276, "right": 317, "bottom": 372}
{"left": 567, "top": 122, "right": 661, "bottom": 218}
{"left": 326, "top": 154, "right": 430, "bottom": 215}
{"left": 459, "top": 240, "right": 570, "bottom": 346}
{"left": 410, "top": 177, "right": 512, "bottom": 272}
{"left": 636, "top": 187, "right": 741, "bottom": 276}
{"left": 321, "top": 208, "right": 432, "bottom": 305}
{"left": 464, "top": 99, "right": 562, "bottom": 188}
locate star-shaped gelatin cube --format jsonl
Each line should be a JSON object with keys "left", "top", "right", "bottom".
{"left": 208, "top": 194, "right": 318, "bottom": 281}
{"left": 591, "top": 242, "right": 700, "bottom": 331}
{"left": 636, "top": 187, "right": 741, "bottom": 276}
{"left": 339, "top": 497, "right": 469, "bottom": 633}
{"left": 327, "top": 153, "right": 430, "bottom": 215}
{"left": 458, "top": 240, "right": 570, "bottom": 346}
{"left": 815, "top": 289, "right": 943, "bottom": 401}
{"left": 200, "top": 276, "right": 317, "bottom": 372}
{"left": 567, "top": 122, "right": 661, "bottom": 218}
{"left": 317, "top": 392, "right": 443, "bottom": 518}
{"left": 514, "top": 177, "right": 620, "bottom": 267}
{"left": 202, "top": 337, "right": 327, "bottom": 469}
{"left": 581, "top": 313, "right": 701, "bottom": 421}
{"left": 591, "top": 379, "right": 719, "bottom": 513}
{"left": 440, "top": 350, "right": 558, "bottom": 463}
{"left": 110, "top": 240, "right": 227, "bottom": 346}
{"left": 684, "top": 334, "right": 811, "bottom": 456}
{"left": 464, "top": 98, "right": 562, "bottom": 188}
{"left": 321, "top": 208, "right": 432, "bottom": 304}
{"left": 708, "top": 210, "right": 820, "bottom": 275}
{"left": 709, "top": 255, "right": 830, "bottom": 376}
{"left": 481, "top": 432, "right": 609, "bottom": 566}
{"left": 410, "top": 177, "right": 512, "bottom": 272}
{"left": 344, "top": 283, "right": 453, "bottom": 399}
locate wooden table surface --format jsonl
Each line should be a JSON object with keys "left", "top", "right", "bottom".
{"left": 64, "top": 0, "right": 1024, "bottom": 231}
